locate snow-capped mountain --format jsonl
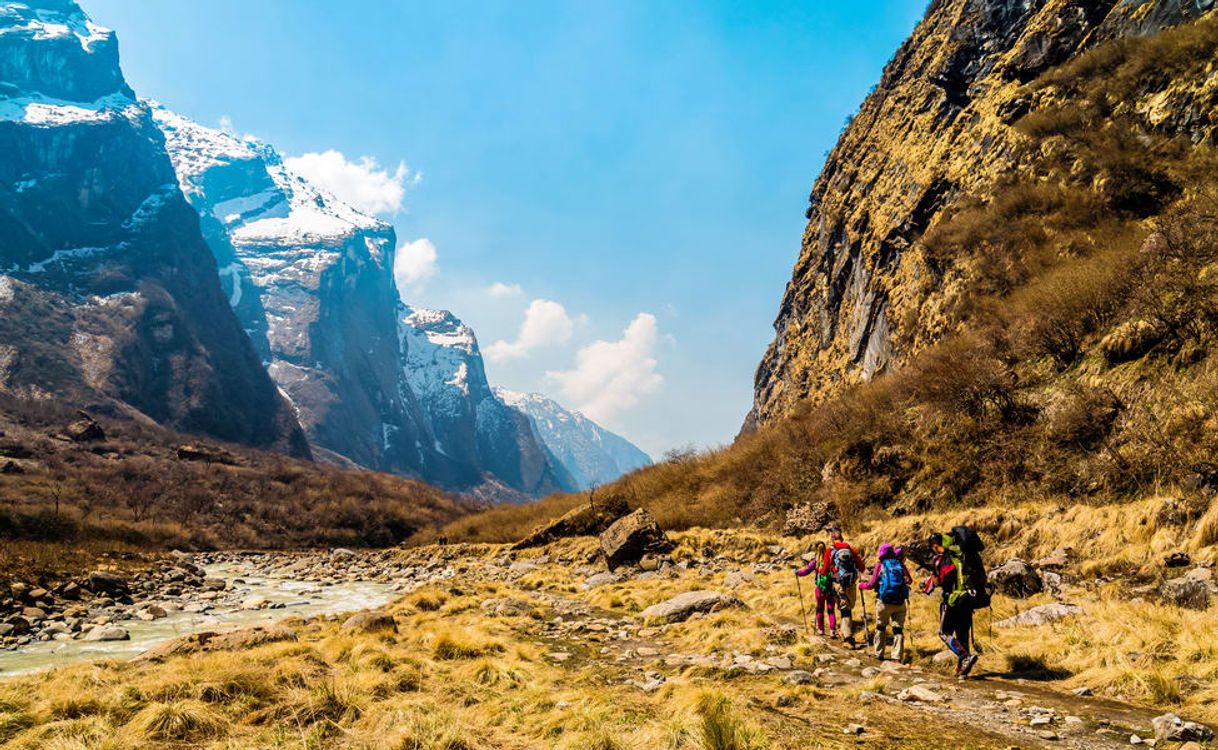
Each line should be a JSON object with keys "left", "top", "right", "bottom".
{"left": 400, "top": 307, "right": 575, "bottom": 497}
{"left": 495, "top": 388, "right": 652, "bottom": 490}
{"left": 154, "top": 108, "right": 573, "bottom": 498}
{"left": 0, "top": 0, "right": 306, "bottom": 454}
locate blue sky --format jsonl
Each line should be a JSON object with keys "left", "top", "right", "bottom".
{"left": 86, "top": 0, "right": 927, "bottom": 457}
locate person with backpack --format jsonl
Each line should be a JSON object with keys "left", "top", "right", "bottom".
{"left": 794, "top": 541, "right": 837, "bottom": 637}
{"left": 826, "top": 528, "right": 865, "bottom": 647}
{"left": 858, "top": 542, "right": 912, "bottom": 661}
{"left": 923, "top": 527, "right": 990, "bottom": 678}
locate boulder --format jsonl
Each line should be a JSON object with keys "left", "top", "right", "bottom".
{"left": 996, "top": 603, "right": 1085, "bottom": 628}
{"left": 341, "top": 611, "right": 397, "bottom": 633}
{"left": 135, "top": 625, "right": 297, "bottom": 662}
{"left": 1152, "top": 713, "right": 1213, "bottom": 743}
{"left": 600, "top": 509, "right": 673, "bottom": 571}
{"left": 782, "top": 502, "right": 836, "bottom": 537}
{"left": 513, "top": 494, "right": 630, "bottom": 550}
{"left": 897, "top": 685, "right": 944, "bottom": 703}
{"left": 988, "top": 559, "right": 1042, "bottom": 598}
{"left": 83, "top": 625, "right": 129, "bottom": 642}
{"left": 240, "top": 596, "right": 268, "bottom": 610}
{"left": 783, "top": 670, "right": 815, "bottom": 685}
{"left": 582, "top": 572, "right": 620, "bottom": 589}
{"left": 1100, "top": 319, "right": 1162, "bottom": 364}
{"left": 479, "top": 598, "right": 535, "bottom": 617}
{"left": 1164, "top": 552, "right": 1191, "bottom": 568}
{"left": 87, "top": 571, "right": 129, "bottom": 595}
{"left": 1160, "top": 576, "right": 1210, "bottom": 610}
{"left": 176, "top": 443, "right": 238, "bottom": 465}
{"left": 65, "top": 413, "right": 105, "bottom": 442}
{"left": 639, "top": 590, "right": 744, "bottom": 624}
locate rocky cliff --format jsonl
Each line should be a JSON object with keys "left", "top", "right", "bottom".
{"left": 494, "top": 387, "right": 652, "bottom": 490}
{"left": 748, "top": 0, "right": 1216, "bottom": 429}
{"left": 0, "top": 0, "right": 307, "bottom": 454}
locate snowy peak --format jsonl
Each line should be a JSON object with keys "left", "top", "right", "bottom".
{"left": 399, "top": 305, "right": 486, "bottom": 406}
{"left": 0, "top": 0, "right": 137, "bottom": 124}
{"left": 152, "top": 106, "right": 387, "bottom": 249}
{"left": 494, "top": 387, "right": 652, "bottom": 490}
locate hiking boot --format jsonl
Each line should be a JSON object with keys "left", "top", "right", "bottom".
{"left": 960, "top": 654, "right": 979, "bottom": 677}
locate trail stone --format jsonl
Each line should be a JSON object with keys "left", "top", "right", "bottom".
{"left": 87, "top": 571, "right": 128, "bottom": 595}
{"left": 723, "top": 570, "right": 757, "bottom": 589}
{"left": 240, "top": 596, "right": 268, "bottom": 610}
{"left": 1159, "top": 576, "right": 1210, "bottom": 610}
{"left": 898, "top": 685, "right": 944, "bottom": 703}
{"left": 996, "top": 603, "right": 1084, "bottom": 628}
{"left": 83, "top": 625, "right": 129, "bottom": 642}
{"left": 783, "top": 670, "right": 815, "bottom": 685}
{"left": 639, "top": 590, "right": 744, "bottom": 623}
{"left": 582, "top": 572, "right": 620, "bottom": 589}
{"left": 1152, "top": 713, "right": 1214, "bottom": 743}
{"left": 989, "top": 559, "right": 1042, "bottom": 598}
{"left": 600, "top": 509, "right": 674, "bottom": 571}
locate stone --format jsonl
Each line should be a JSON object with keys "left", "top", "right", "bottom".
{"left": 782, "top": 502, "right": 836, "bottom": 536}
{"left": 582, "top": 572, "right": 620, "bottom": 589}
{"left": 1071, "top": 686, "right": 1093, "bottom": 696}
{"left": 87, "top": 571, "right": 129, "bottom": 595}
{"left": 1159, "top": 576, "right": 1210, "bottom": 610}
{"left": 65, "top": 413, "right": 105, "bottom": 442}
{"left": 135, "top": 625, "right": 297, "bottom": 662}
{"left": 342, "top": 611, "right": 397, "bottom": 633}
{"left": 1151, "top": 713, "right": 1213, "bottom": 743}
{"left": 240, "top": 596, "right": 268, "bottom": 610}
{"left": 83, "top": 625, "right": 129, "bottom": 642}
{"left": 21, "top": 607, "right": 46, "bottom": 621}
{"left": 843, "top": 724, "right": 865, "bottom": 735}
{"left": 783, "top": 670, "right": 815, "bottom": 685}
{"left": 932, "top": 649, "right": 958, "bottom": 665}
{"left": 27, "top": 587, "right": 48, "bottom": 600}
{"left": 639, "top": 590, "right": 744, "bottom": 624}
{"left": 996, "top": 603, "right": 1085, "bottom": 628}
{"left": 723, "top": 571, "right": 757, "bottom": 589}
{"left": 988, "top": 559, "right": 1042, "bottom": 598}
{"left": 1164, "top": 551, "right": 1191, "bottom": 568}
{"left": 176, "top": 443, "right": 238, "bottom": 465}
{"left": 600, "top": 509, "right": 674, "bottom": 571}
{"left": 60, "top": 582, "right": 81, "bottom": 600}
{"left": 898, "top": 685, "right": 944, "bottom": 703}
{"left": 479, "top": 598, "right": 534, "bottom": 617}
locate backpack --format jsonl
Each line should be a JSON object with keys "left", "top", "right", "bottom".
{"left": 951, "top": 525, "right": 992, "bottom": 608}
{"left": 831, "top": 546, "right": 858, "bottom": 585}
{"left": 877, "top": 557, "right": 909, "bottom": 605}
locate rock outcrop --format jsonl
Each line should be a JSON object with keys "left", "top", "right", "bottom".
{"left": 600, "top": 509, "right": 674, "bottom": 571}
{"left": 747, "top": 0, "right": 1215, "bottom": 430}
{"left": 0, "top": 0, "right": 306, "bottom": 455}
{"left": 638, "top": 590, "right": 744, "bottom": 624}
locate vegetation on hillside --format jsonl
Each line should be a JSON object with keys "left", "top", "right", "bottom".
{"left": 438, "top": 12, "right": 1218, "bottom": 545}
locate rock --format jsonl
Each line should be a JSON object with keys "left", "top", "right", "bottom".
{"left": 1042, "top": 571, "right": 1063, "bottom": 597}
{"left": 989, "top": 559, "right": 1042, "bottom": 598}
{"left": 898, "top": 685, "right": 944, "bottom": 703}
{"left": 782, "top": 502, "right": 836, "bottom": 536}
{"left": 723, "top": 571, "right": 757, "bottom": 589}
{"left": 639, "top": 590, "right": 744, "bottom": 623}
{"left": 331, "top": 548, "right": 357, "bottom": 558}
{"left": 59, "top": 582, "right": 81, "bottom": 600}
{"left": 583, "top": 572, "right": 620, "bottom": 589}
{"left": 763, "top": 625, "right": 798, "bottom": 646}
{"left": 1164, "top": 551, "right": 1191, "bottom": 568}
{"left": 1159, "top": 576, "right": 1210, "bottom": 610}
{"left": 600, "top": 509, "right": 674, "bottom": 571}
{"left": 1072, "top": 686, "right": 1093, "bottom": 696}
{"left": 932, "top": 649, "right": 958, "bottom": 665}
{"left": 783, "top": 670, "right": 815, "bottom": 685}
{"left": 87, "top": 570, "right": 129, "bottom": 595}
{"left": 176, "top": 443, "right": 238, "bottom": 465}
{"left": 1101, "top": 319, "right": 1162, "bottom": 364}
{"left": 843, "top": 724, "right": 865, "bottom": 735}
{"left": 83, "top": 625, "right": 129, "bottom": 642}
{"left": 479, "top": 598, "right": 534, "bottom": 617}
{"left": 341, "top": 611, "right": 397, "bottom": 633}
{"left": 512, "top": 494, "right": 630, "bottom": 550}
{"left": 0, "top": 623, "right": 14, "bottom": 637}
{"left": 27, "top": 587, "right": 48, "bottom": 600}
{"left": 639, "top": 554, "right": 662, "bottom": 572}
{"left": 21, "top": 607, "right": 46, "bottom": 621}
{"left": 996, "top": 603, "right": 1085, "bottom": 628}
{"left": 0, "top": 460, "right": 23, "bottom": 474}
{"left": 240, "top": 596, "right": 268, "bottom": 610}
{"left": 765, "top": 655, "right": 793, "bottom": 670}
{"left": 1151, "top": 713, "right": 1213, "bottom": 743}
{"left": 65, "top": 412, "right": 105, "bottom": 442}
{"left": 135, "top": 625, "right": 297, "bottom": 661}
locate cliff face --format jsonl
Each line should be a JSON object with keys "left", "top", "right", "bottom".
{"left": 0, "top": 0, "right": 306, "bottom": 454}
{"left": 749, "top": 0, "right": 1215, "bottom": 429}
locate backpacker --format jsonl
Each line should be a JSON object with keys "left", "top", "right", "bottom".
{"left": 831, "top": 545, "right": 858, "bottom": 585}
{"left": 951, "top": 525, "right": 992, "bottom": 608}
{"left": 877, "top": 557, "right": 909, "bottom": 605}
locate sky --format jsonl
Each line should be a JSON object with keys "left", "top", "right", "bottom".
{"left": 85, "top": 0, "right": 927, "bottom": 458}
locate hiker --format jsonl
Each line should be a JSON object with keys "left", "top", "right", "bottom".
{"left": 825, "top": 528, "right": 865, "bottom": 647}
{"left": 924, "top": 531, "right": 980, "bottom": 678}
{"left": 858, "top": 542, "right": 912, "bottom": 661}
{"left": 794, "top": 542, "right": 837, "bottom": 637}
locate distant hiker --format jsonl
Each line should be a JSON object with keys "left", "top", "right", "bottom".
{"left": 859, "top": 542, "right": 912, "bottom": 661}
{"left": 924, "top": 528, "right": 990, "bottom": 678}
{"left": 795, "top": 541, "right": 836, "bottom": 637}
{"left": 826, "top": 528, "right": 865, "bottom": 647}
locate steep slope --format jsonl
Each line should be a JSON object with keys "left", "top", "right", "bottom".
{"left": 399, "top": 307, "right": 575, "bottom": 499}
{"left": 0, "top": 0, "right": 306, "bottom": 455}
{"left": 494, "top": 387, "right": 652, "bottom": 490}
{"left": 748, "top": 0, "right": 1216, "bottom": 430}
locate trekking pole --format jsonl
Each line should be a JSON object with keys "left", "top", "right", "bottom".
{"left": 859, "top": 586, "right": 872, "bottom": 650}
{"left": 795, "top": 573, "right": 811, "bottom": 638}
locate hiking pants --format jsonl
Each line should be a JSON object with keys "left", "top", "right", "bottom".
{"left": 939, "top": 602, "right": 973, "bottom": 658}
{"left": 815, "top": 587, "right": 837, "bottom": 634}
{"left": 836, "top": 583, "right": 858, "bottom": 643}
{"left": 873, "top": 600, "right": 907, "bottom": 661}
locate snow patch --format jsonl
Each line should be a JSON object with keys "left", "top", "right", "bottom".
{"left": 0, "top": 275, "right": 14, "bottom": 304}
{"left": 0, "top": 92, "right": 138, "bottom": 126}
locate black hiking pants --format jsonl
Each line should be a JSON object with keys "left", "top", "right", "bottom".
{"left": 939, "top": 601, "right": 973, "bottom": 658}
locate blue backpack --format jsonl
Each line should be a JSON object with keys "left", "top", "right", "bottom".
{"left": 877, "top": 557, "right": 909, "bottom": 605}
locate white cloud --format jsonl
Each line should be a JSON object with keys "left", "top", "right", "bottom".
{"left": 487, "top": 282, "right": 523, "bottom": 297}
{"left": 394, "top": 238, "right": 438, "bottom": 292}
{"left": 546, "top": 313, "right": 664, "bottom": 423}
{"left": 486, "top": 299, "right": 574, "bottom": 362}
{"left": 284, "top": 149, "right": 419, "bottom": 215}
